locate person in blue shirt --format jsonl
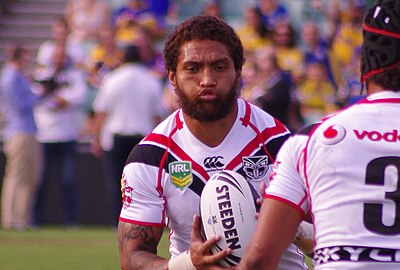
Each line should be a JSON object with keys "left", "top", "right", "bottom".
{"left": 257, "top": 0, "right": 289, "bottom": 31}
{"left": 0, "top": 45, "right": 42, "bottom": 230}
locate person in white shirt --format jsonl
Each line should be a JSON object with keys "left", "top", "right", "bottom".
{"left": 239, "top": 0, "right": 400, "bottom": 269}
{"left": 91, "top": 44, "right": 163, "bottom": 227}
{"left": 36, "top": 16, "right": 85, "bottom": 68}
{"left": 32, "top": 43, "right": 87, "bottom": 228}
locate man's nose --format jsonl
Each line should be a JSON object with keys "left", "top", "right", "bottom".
{"left": 199, "top": 68, "right": 217, "bottom": 87}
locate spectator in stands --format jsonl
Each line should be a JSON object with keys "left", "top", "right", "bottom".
{"left": 300, "top": 20, "right": 341, "bottom": 91}
{"left": 332, "top": 0, "right": 365, "bottom": 69}
{"left": 147, "top": 0, "right": 172, "bottom": 23}
{"left": 36, "top": 16, "right": 85, "bottom": 68}
{"left": 337, "top": 47, "right": 364, "bottom": 106}
{"left": 257, "top": 0, "right": 289, "bottom": 31}
{"left": 240, "top": 52, "right": 259, "bottom": 101}
{"left": 201, "top": 1, "right": 222, "bottom": 18}
{"left": 32, "top": 43, "right": 88, "bottom": 228}
{"left": 271, "top": 19, "right": 305, "bottom": 85}
{"left": 329, "top": 1, "right": 367, "bottom": 107}
{"left": 112, "top": 0, "right": 166, "bottom": 47}
{"left": 246, "top": 46, "right": 300, "bottom": 130}
{"left": 297, "top": 59, "right": 337, "bottom": 125}
{"left": 0, "top": 45, "right": 42, "bottom": 230}
{"left": 129, "top": 25, "right": 166, "bottom": 79}
{"left": 237, "top": 6, "right": 272, "bottom": 54}
{"left": 83, "top": 24, "right": 124, "bottom": 123}
{"left": 301, "top": 0, "right": 336, "bottom": 43}
{"left": 86, "top": 24, "right": 124, "bottom": 90}
{"left": 91, "top": 45, "right": 163, "bottom": 227}
{"left": 65, "top": 0, "right": 111, "bottom": 55}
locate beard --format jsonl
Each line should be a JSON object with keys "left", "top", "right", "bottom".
{"left": 175, "top": 79, "right": 240, "bottom": 122}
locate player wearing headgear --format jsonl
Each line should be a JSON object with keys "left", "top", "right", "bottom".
{"left": 238, "top": 0, "right": 400, "bottom": 269}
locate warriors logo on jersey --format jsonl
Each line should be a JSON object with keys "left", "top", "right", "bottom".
{"left": 169, "top": 161, "right": 193, "bottom": 190}
{"left": 242, "top": 156, "right": 269, "bottom": 180}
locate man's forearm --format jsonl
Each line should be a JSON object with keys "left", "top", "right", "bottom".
{"left": 118, "top": 222, "right": 166, "bottom": 270}
{"left": 121, "top": 250, "right": 168, "bottom": 270}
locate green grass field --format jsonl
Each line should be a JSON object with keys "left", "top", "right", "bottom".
{"left": 0, "top": 226, "right": 169, "bottom": 270}
{"left": 0, "top": 226, "right": 312, "bottom": 269}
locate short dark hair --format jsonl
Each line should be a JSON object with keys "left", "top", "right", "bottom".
{"left": 124, "top": 45, "right": 141, "bottom": 63}
{"left": 163, "top": 15, "right": 244, "bottom": 72}
{"left": 367, "top": 67, "right": 400, "bottom": 91}
{"left": 6, "top": 44, "right": 26, "bottom": 61}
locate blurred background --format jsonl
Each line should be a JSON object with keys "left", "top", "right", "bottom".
{"left": 0, "top": 0, "right": 375, "bottom": 227}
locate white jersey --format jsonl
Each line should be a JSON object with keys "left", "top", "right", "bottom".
{"left": 120, "top": 98, "right": 307, "bottom": 270}
{"left": 266, "top": 91, "right": 400, "bottom": 269}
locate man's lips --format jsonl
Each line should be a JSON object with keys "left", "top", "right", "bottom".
{"left": 199, "top": 89, "right": 218, "bottom": 100}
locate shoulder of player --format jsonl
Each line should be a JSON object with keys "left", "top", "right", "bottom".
{"left": 279, "top": 123, "right": 321, "bottom": 151}
{"left": 290, "top": 111, "right": 349, "bottom": 144}
{"left": 296, "top": 105, "right": 358, "bottom": 139}
{"left": 125, "top": 111, "right": 180, "bottom": 166}
{"left": 240, "top": 99, "right": 290, "bottom": 132}
{"left": 295, "top": 123, "right": 320, "bottom": 136}
{"left": 240, "top": 100, "right": 292, "bottom": 158}
{"left": 125, "top": 143, "right": 166, "bottom": 168}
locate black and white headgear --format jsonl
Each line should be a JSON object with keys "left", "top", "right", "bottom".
{"left": 361, "top": 0, "right": 400, "bottom": 82}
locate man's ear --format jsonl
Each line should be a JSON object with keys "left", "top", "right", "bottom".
{"left": 168, "top": 71, "right": 177, "bottom": 87}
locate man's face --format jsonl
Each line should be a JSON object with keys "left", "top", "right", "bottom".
{"left": 168, "top": 39, "right": 240, "bottom": 122}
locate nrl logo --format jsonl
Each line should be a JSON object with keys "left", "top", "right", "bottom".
{"left": 242, "top": 156, "right": 269, "bottom": 180}
{"left": 169, "top": 161, "right": 193, "bottom": 190}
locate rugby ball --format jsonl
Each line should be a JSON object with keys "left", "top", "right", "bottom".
{"left": 200, "top": 170, "right": 260, "bottom": 267}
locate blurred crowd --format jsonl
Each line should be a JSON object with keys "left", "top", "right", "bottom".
{"left": 4, "top": 0, "right": 371, "bottom": 136}
{"left": 236, "top": 0, "right": 369, "bottom": 129}
{"left": 0, "top": 0, "right": 371, "bottom": 229}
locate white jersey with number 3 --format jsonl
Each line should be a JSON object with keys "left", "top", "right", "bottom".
{"left": 266, "top": 91, "right": 400, "bottom": 269}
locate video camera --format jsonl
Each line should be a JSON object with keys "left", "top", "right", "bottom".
{"left": 34, "top": 68, "right": 69, "bottom": 93}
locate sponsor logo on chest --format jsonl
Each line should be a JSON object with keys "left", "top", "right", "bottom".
{"left": 203, "top": 156, "right": 225, "bottom": 171}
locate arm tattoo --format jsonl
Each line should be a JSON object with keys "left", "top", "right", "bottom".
{"left": 118, "top": 222, "right": 166, "bottom": 270}
{"left": 126, "top": 224, "right": 158, "bottom": 252}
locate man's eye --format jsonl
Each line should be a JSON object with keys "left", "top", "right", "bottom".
{"left": 215, "top": 65, "right": 227, "bottom": 71}
{"left": 185, "top": 66, "right": 198, "bottom": 73}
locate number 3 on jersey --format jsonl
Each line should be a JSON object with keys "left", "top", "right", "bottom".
{"left": 363, "top": 156, "right": 400, "bottom": 235}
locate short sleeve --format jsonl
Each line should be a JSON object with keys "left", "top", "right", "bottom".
{"left": 119, "top": 162, "right": 165, "bottom": 226}
{"left": 265, "top": 135, "right": 310, "bottom": 218}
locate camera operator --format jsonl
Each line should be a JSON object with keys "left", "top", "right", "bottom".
{"left": 34, "top": 69, "right": 69, "bottom": 95}
{"left": 32, "top": 43, "right": 88, "bottom": 228}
